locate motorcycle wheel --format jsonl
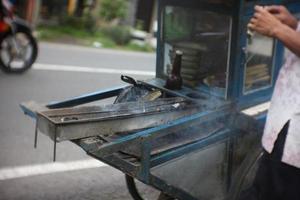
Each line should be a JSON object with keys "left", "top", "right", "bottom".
{"left": 0, "top": 29, "right": 38, "bottom": 73}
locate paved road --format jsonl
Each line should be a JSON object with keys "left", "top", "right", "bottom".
{"left": 0, "top": 42, "right": 159, "bottom": 200}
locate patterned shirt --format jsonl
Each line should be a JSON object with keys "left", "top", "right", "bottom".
{"left": 262, "top": 23, "right": 300, "bottom": 168}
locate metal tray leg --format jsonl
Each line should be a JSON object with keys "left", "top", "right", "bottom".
{"left": 53, "top": 128, "right": 57, "bottom": 162}
{"left": 34, "top": 119, "right": 38, "bottom": 148}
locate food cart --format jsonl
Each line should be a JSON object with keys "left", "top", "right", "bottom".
{"left": 20, "top": 0, "right": 300, "bottom": 199}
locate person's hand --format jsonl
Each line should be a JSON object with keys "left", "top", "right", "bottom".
{"left": 265, "top": 5, "right": 298, "bottom": 30}
{"left": 248, "top": 6, "right": 285, "bottom": 38}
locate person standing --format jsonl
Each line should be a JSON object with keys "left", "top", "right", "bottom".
{"left": 246, "top": 5, "right": 300, "bottom": 200}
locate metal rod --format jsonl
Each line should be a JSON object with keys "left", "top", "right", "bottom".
{"left": 139, "top": 138, "right": 151, "bottom": 183}
{"left": 34, "top": 119, "right": 38, "bottom": 148}
{"left": 226, "top": 136, "right": 235, "bottom": 190}
{"left": 53, "top": 128, "right": 57, "bottom": 162}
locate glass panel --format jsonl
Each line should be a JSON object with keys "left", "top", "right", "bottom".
{"left": 244, "top": 32, "right": 275, "bottom": 93}
{"left": 162, "top": 6, "right": 232, "bottom": 98}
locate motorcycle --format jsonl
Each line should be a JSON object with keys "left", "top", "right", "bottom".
{"left": 0, "top": 4, "right": 38, "bottom": 73}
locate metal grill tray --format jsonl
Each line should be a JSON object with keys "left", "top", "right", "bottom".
{"left": 75, "top": 110, "right": 263, "bottom": 158}
{"left": 102, "top": 121, "right": 225, "bottom": 158}
{"left": 35, "top": 97, "right": 200, "bottom": 142}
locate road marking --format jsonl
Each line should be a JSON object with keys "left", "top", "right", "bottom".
{"left": 0, "top": 159, "right": 107, "bottom": 181}
{"left": 33, "top": 63, "right": 155, "bottom": 76}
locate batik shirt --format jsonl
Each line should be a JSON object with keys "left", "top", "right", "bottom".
{"left": 262, "top": 23, "right": 300, "bottom": 168}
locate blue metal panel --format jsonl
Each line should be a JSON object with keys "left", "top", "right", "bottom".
{"left": 151, "top": 128, "right": 232, "bottom": 167}
{"left": 285, "top": 2, "right": 300, "bottom": 14}
{"left": 282, "top": 0, "right": 300, "bottom": 6}
{"left": 227, "top": 0, "right": 244, "bottom": 100}
{"left": 156, "top": 0, "right": 164, "bottom": 79}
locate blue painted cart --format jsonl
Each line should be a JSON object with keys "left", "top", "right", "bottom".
{"left": 21, "top": 0, "right": 300, "bottom": 200}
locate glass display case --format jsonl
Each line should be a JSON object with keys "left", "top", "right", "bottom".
{"left": 161, "top": 5, "right": 232, "bottom": 98}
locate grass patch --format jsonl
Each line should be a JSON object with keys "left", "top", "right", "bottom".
{"left": 37, "top": 25, "right": 116, "bottom": 47}
{"left": 37, "top": 25, "right": 154, "bottom": 52}
{"left": 125, "top": 42, "right": 154, "bottom": 52}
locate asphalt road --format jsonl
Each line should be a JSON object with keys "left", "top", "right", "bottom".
{"left": 0, "top": 42, "right": 160, "bottom": 200}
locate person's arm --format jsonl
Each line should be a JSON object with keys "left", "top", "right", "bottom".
{"left": 273, "top": 23, "right": 300, "bottom": 58}
{"left": 265, "top": 5, "right": 298, "bottom": 30}
{"left": 248, "top": 6, "right": 300, "bottom": 57}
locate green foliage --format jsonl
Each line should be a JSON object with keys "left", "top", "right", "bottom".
{"left": 103, "top": 26, "right": 131, "bottom": 45}
{"left": 100, "top": 0, "right": 128, "bottom": 22}
{"left": 37, "top": 25, "right": 154, "bottom": 52}
{"left": 60, "top": 15, "right": 85, "bottom": 29}
{"left": 58, "top": 12, "right": 97, "bottom": 34}
{"left": 126, "top": 42, "right": 154, "bottom": 52}
{"left": 37, "top": 25, "right": 93, "bottom": 41}
{"left": 83, "top": 12, "right": 97, "bottom": 33}
{"left": 135, "top": 20, "right": 144, "bottom": 30}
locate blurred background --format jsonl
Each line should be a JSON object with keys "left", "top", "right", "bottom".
{"left": 19, "top": 0, "right": 157, "bottom": 51}
{"left": 0, "top": 0, "right": 158, "bottom": 199}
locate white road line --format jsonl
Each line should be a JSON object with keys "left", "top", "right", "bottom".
{"left": 33, "top": 63, "right": 155, "bottom": 76}
{"left": 0, "top": 159, "right": 107, "bottom": 181}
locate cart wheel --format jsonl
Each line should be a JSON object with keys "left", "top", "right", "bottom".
{"left": 125, "top": 174, "right": 175, "bottom": 200}
{"left": 125, "top": 174, "right": 143, "bottom": 200}
{"left": 157, "top": 192, "right": 174, "bottom": 200}
{"left": 227, "top": 145, "right": 263, "bottom": 200}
